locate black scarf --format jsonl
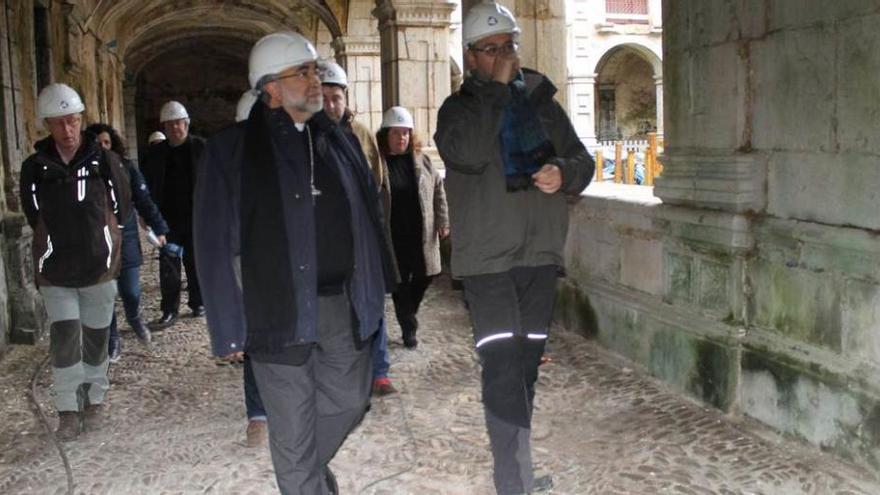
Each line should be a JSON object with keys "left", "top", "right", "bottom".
{"left": 240, "top": 103, "right": 300, "bottom": 353}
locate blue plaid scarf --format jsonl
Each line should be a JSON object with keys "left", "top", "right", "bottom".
{"left": 500, "top": 72, "right": 556, "bottom": 191}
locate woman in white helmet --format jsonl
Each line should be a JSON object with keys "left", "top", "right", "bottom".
{"left": 19, "top": 83, "right": 132, "bottom": 441}
{"left": 376, "top": 106, "right": 449, "bottom": 350}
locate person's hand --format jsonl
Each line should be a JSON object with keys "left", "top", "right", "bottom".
{"left": 532, "top": 164, "right": 562, "bottom": 194}
{"left": 157, "top": 235, "right": 167, "bottom": 247}
{"left": 438, "top": 226, "right": 450, "bottom": 240}
{"left": 492, "top": 51, "right": 520, "bottom": 85}
{"left": 222, "top": 351, "right": 245, "bottom": 364}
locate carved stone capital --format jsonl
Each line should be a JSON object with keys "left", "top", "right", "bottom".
{"left": 373, "top": 0, "right": 456, "bottom": 29}
{"left": 332, "top": 35, "right": 381, "bottom": 57}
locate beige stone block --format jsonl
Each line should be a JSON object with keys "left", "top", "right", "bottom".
{"left": 767, "top": 152, "right": 880, "bottom": 231}
{"left": 842, "top": 279, "right": 880, "bottom": 367}
{"left": 751, "top": 27, "right": 835, "bottom": 152}
{"left": 620, "top": 237, "right": 664, "bottom": 295}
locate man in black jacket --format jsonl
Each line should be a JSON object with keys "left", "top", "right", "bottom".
{"left": 141, "top": 100, "right": 206, "bottom": 329}
{"left": 20, "top": 83, "right": 131, "bottom": 441}
{"left": 194, "top": 32, "right": 394, "bottom": 494}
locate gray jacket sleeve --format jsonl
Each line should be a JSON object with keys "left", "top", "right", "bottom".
{"left": 193, "top": 137, "right": 247, "bottom": 357}
{"left": 435, "top": 82, "right": 511, "bottom": 175}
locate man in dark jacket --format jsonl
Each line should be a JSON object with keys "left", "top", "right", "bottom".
{"left": 194, "top": 32, "right": 394, "bottom": 495}
{"left": 20, "top": 84, "right": 131, "bottom": 441}
{"left": 141, "top": 100, "right": 206, "bottom": 329}
{"left": 435, "top": 3, "right": 594, "bottom": 494}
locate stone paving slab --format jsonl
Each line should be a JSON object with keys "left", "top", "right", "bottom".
{"left": 0, "top": 269, "right": 878, "bottom": 494}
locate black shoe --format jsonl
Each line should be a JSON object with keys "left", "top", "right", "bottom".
{"left": 149, "top": 312, "right": 177, "bottom": 331}
{"left": 131, "top": 319, "right": 152, "bottom": 344}
{"left": 191, "top": 305, "right": 206, "bottom": 317}
{"left": 402, "top": 329, "right": 418, "bottom": 349}
{"left": 531, "top": 473, "right": 554, "bottom": 493}
{"left": 324, "top": 466, "right": 338, "bottom": 495}
{"left": 108, "top": 338, "right": 121, "bottom": 363}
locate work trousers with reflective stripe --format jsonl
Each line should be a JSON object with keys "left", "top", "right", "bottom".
{"left": 462, "top": 265, "right": 558, "bottom": 495}
{"left": 40, "top": 281, "right": 116, "bottom": 412}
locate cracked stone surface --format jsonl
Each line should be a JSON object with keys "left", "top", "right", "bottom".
{"left": 0, "top": 260, "right": 878, "bottom": 494}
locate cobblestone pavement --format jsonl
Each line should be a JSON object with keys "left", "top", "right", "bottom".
{"left": 1, "top": 268, "right": 878, "bottom": 494}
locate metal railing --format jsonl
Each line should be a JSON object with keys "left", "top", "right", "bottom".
{"left": 592, "top": 132, "right": 663, "bottom": 186}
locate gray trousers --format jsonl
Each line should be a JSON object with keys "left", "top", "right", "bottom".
{"left": 462, "top": 266, "right": 558, "bottom": 495}
{"left": 251, "top": 293, "right": 372, "bottom": 495}
{"left": 40, "top": 281, "right": 117, "bottom": 412}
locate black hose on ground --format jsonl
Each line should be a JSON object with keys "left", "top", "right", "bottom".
{"left": 28, "top": 353, "right": 75, "bottom": 495}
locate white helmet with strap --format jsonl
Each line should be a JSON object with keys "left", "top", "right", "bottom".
{"left": 462, "top": 1, "right": 520, "bottom": 46}
{"left": 160, "top": 101, "right": 189, "bottom": 123}
{"left": 148, "top": 131, "right": 167, "bottom": 144}
{"left": 37, "top": 83, "right": 85, "bottom": 120}
{"left": 235, "top": 90, "right": 259, "bottom": 122}
{"left": 381, "top": 106, "right": 414, "bottom": 129}
{"left": 248, "top": 31, "right": 319, "bottom": 89}
{"left": 319, "top": 60, "right": 348, "bottom": 88}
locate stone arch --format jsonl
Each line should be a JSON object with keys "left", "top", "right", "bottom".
{"left": 594, "top": 42, "right": 662, "bottom": 140}
{"left": 85, "top": 1, "right": 346, "bottom": 156}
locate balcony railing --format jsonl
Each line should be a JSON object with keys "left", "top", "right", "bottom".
{"left": 605, "top": 0, "right": 650, "bottom": 25}
{"left": 593, "top": 133, "right": 663, "bottom": 186}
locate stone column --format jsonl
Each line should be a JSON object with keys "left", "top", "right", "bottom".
{"left": 373, "top": 0, "right": 456, "bottom": 148}
{"left": 504, "top": 0, "right": 568, "bottom": 109}
{"left": 567, "top": 73, "right": 597, "bottom": 146}
{"left": 654, "top": 74, "right": 664, "bottom": 139}
{"left": 332, "top": 35, "right": 383, "bottom": 133}
{"left": 123, "top": 81, "right": 139, "bottom": 163}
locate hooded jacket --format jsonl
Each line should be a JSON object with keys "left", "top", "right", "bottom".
{"left": 434, "top": 68, "right": 594, "bottom": 277}
{"left": 20, "top": 134, "right": 131, "bottom": 287}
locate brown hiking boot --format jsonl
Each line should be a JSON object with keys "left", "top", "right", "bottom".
{"left": 82, "top": 403, "right": 105, "bottom": 432}
{"left": 246, "top": 420, "right": 268, "bottom": 448}
{"left": 56, "top": 411, "right": 81, "bottom": 441}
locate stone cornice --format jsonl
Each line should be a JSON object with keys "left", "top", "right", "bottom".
{"left": 654, "top": 151, "right": 767, "bottom": 214}
{"left": 332, "top": 35, "right": 381, "bottom": 56}
{"left": 373, "top": 0, "right": 456, "bottom": 29}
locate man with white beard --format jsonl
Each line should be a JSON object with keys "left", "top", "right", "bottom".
{"left": 194, "top": 32, "right": 395, "bottom": 494}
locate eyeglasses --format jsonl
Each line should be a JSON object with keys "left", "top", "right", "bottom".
{"left": 469, "top": 41, "right": 519, "bottom": 57}
{"left": 273, "top": 65, "right": 325, "bottom": 83}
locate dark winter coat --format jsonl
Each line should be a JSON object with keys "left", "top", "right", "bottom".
{"left": 20, "top": 134, "right": 131, "bottom": 287}
{"left": 434, "top": 69, "right": 595, "bottom": 277}
{"left": 194, "top": 108, "right": 395, "bottom": 357}
{"left": 120, "top": 159, "right": 168, "bottom": 269}
{"left": 141, "top": 134, "right": 206, "bottom": 233}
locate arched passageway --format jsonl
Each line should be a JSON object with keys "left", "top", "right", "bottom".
{"left": 594, "top": 43, "right": 660, "bottom": 141}
{"left": 131, "top": 37, "right": 250, "bottom": 155}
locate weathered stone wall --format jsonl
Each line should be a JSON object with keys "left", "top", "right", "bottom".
{"left": 560, "top": 0, "right": 880, "bottom": 471}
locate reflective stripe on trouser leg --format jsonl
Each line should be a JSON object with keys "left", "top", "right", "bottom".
{"left": 50, "top": 319, "right": 84, "bottom": 412}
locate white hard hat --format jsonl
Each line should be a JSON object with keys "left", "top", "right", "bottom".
{"left": 160, "top": 101, "right": 189, "bottom": 122}
{"left": 37, "top": 83, "right": 85, "bottom": 120}
{"left": 235, "top": 90, "right": 259, "bottom": 122}
{"left": 148, "top": 131, "right": 166, "bottom": 144}
{"left": 319, "top": 60, "right": 348, "bottom": 88}
{"left": 462, "top": 1, "right": 520, "bottom": 46}
{"left": 381, "top": 106, "right": 414, "bottom": 129}
{"left": 248, "top": 31, "right": 319, "bottom": 89}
